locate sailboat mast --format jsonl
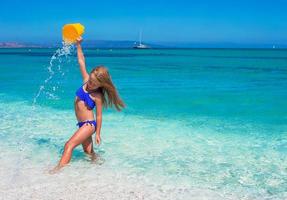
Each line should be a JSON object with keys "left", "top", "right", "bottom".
{"left": 139, "top": 30, "right": 142, "bottom": 45}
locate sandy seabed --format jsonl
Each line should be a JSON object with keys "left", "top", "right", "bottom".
{"left": 0, "top": 156, "right": 229, "bottom": 200}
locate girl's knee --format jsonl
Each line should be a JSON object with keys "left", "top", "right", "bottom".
{"left": 64, "top": 141, "right": 75, "bottom": 151}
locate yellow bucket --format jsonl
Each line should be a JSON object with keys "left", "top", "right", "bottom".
{"left": 62, "top": 23, "right": 85, "bottom": 43}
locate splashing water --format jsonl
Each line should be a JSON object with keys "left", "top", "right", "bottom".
{"left": 8, "top": 42, "right": 76, "bottom": 184}
{"left": 32, "top": 42, "right": 75, "bottom": 107}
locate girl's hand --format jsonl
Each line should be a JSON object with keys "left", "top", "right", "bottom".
{"left": 76, "top": 36, "right": 83, "bottom": 45}
{"left": 95, "top": 134, "right": 101, "bottom": 145}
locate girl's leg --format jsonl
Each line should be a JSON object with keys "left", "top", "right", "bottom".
{"left": 82, "top": 136, "right": 98, "bottom": 162}
{"left": 82, "top": 136, "right": 94, "bottom": 154}
{"left": 50, "top": 124, "right": 95, "bottom": 173}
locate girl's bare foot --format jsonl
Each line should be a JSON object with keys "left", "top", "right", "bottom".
{"left": 84, "top": 152, "right": 98, "bottom": 163}
{"left": 48, "top": 165, "right": 63, "bottom": 174}
{"left": 85, "top": 152, "right": 105, "bottom": 165}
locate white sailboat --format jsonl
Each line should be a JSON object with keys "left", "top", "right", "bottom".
{"left": 133, "top": 30, "right": 150, "bottom": 49}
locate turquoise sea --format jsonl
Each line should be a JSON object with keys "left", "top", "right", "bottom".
{"left": 0, "top": 47, "right": 287, "bottom": 199}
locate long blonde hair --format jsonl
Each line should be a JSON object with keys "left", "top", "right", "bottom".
{"left": 90, "top": 65, "right": 126, "bottom": 111}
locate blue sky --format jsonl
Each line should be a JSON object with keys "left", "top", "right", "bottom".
{"left": 0, "top": 0, "right": 286, "bottom": 45}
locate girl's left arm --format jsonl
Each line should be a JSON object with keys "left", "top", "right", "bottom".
{"left": 94, "top": 94, "right": 103, "bottom": 143}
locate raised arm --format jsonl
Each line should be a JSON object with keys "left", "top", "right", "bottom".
{"left": 76, "top": 37, "right": 89, "bottom": 83}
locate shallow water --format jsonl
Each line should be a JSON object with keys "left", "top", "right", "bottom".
{"left": 0, "top": 48, "right": 287, "bottom": 199}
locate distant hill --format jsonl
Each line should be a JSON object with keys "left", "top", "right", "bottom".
{"left": 0, "top": 40, "right": 167, "bottom": 49}
{"left": 0, "top": 42, "right": 27, "bottom": 48}
{"left": 0, "top": 42, "right": 41, "bottom": 48}
{"left": 1, "top": 40, "right": 286, "bottom": 49}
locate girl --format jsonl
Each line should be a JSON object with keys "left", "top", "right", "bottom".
{"left": 50, "top": 37, "right": 126, "bottom": 173}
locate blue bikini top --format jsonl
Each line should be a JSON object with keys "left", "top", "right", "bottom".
{"left": 75, "top": 83, "right": 96, "bottom": 110}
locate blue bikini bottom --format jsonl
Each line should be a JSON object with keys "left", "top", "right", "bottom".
{"left": 77, "top": 120, "right": 97, "bottom": 131}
